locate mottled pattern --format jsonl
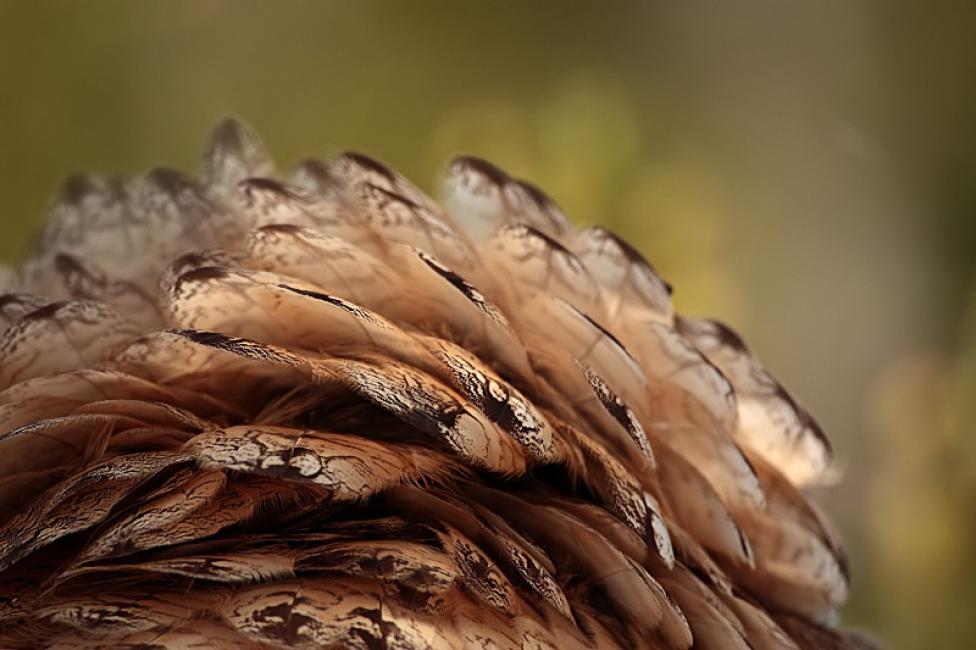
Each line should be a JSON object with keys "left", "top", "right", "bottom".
{"left": 0, "top": 120, "right": 875, "bottom": 649}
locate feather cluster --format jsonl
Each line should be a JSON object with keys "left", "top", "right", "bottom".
{"left": 0, "top": 121, "right": 872, "bottom": 649}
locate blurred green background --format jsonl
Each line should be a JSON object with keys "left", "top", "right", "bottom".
{"left": 1, "top": 1, "right": 974, "bottom": 646}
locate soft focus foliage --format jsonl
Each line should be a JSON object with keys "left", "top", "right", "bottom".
{"left": 0, "top": 2, "right": 973, "bottom": 647}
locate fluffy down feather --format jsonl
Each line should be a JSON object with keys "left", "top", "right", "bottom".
{"left": 0, "top": 120, "right": 870, "bottom": 649}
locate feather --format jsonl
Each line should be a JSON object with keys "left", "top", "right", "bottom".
{"left": 723, "top": 594, "right": 801, "bottom": 650}
{"left": 185, "top": 425, "right": 457, "bottom": 498}
{"left": 443, "top": 156, "right": 571, "bottom": 241}
{"left": 0, "top": 368, "right": 229, "bottom": 434}
{"left": 0, "top": 120, "right": 864, "bottom": 649}
{"left": 203, "top": 118, "right": 274, "bottom": 191}
{"left": 0, "top": 451, "right": 192, "bottom": 570}
{"left": 570, "top": 225, "right": 673, "bottom": 325}
{"left": 573, "top": 358, "right": 655, "bottom": 466}
{"left": 325, "top": 356, "right": 529, "bottom": 475}
{"left": 512, "top": 291, "right": 650, "bottom": 419}
{"left": 729, "top": 505, "right": 849, "bottom": 620}
{"left": 52, "top": 253, "right": 162, "bottom": 329}
{"left": 230, "top": 176, "right": 359, "bottom": 239}
{"left": 223, "top": 577, "right": 458, "bottom": 649}
{"left": 353, "top": 181, "right": 479, "bottom": 275}
{"left": 37, "top": 591, "right": 202, "bottom": 636}
{"left": 61, "top": 545, "right": 300, "bottom": 586}
{"left": 646, "top": 381, "right": 766, "bottom": 511}
{"left": 76, "top": 468, "right": 228, "bottom": 562}
{"left": 620, "top": 319, "right": 738, "bottom": 432}
{"left": 330, "top": 151, "right": 443, "bottom": 217}
{"left": 653, "top": 441, "right": 754, "bottom": 567}
{"left": 460, "top": 481, "right": 690, "bottom": 649}
{"left": 21, "top": 175, "right": 138, "bottom": 297}
{"left": 73, "top": 399, "right": 211, "bottom": 433}
{"left": 384, "top": 486, "right": 574, "bottom": 620}
{"left": 0, "top": 292, "right": 47, "bottom": 328}
{"left": 126, "top": 169, "right": 239, "bottom": 282}
{"left": 245, "top": 223, "right": 402, "bottom": 309}
{"left": 482, "top": 223, "right": 604, "bottom": 318}
{"left": 0, "top": 413, "right": 150, "bottom": 477}
{"left": 417, "top": 335, "right": 561, "bottom": 464}
{"left": 0, "top": 300, "right": 141, "bottom": 389}
{"left": 775, "top": 614, "right": 885, "bottom": 650}
{"left": 658, "top": 574, "right": 752, "bottom": 650}
{"left": 677, "top": 316, "right": 833, "bottom": 486}
{"left": 557, "top": 420, "right": 672, "bottom": 558}
{"left": 300, "top": 539, "right": 458, "bottom": 594}
{"left": 46, "top": 620, "right": 256, "bottom": 650}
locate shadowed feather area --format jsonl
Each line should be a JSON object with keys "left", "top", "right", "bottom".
{"left": 0, "top": 120, "right": 877, "bottom": 649}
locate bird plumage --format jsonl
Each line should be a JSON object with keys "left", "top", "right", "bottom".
{"left": 0, "top": 120, "right": 873, "bottom": 649}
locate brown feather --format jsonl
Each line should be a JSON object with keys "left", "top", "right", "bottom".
{"left": 0, "top": 120, "right": 867, "bottom": 649}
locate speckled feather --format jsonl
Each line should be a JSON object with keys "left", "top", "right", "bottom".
{"left": 0, "top": 120, "right": 866, "bottom": 649}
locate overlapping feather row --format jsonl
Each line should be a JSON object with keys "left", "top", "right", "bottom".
{"left": 0, "top": 120, "right": 872, "bottom": 649}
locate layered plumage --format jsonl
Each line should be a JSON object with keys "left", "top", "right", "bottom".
{"left": 0, "top": 121, "right": 871, "bottom": 649}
